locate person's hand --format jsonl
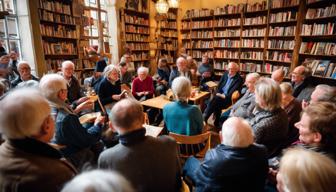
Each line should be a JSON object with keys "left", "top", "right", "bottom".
{"left": 137, "top": 92, "right": 144, "bottom": 96}
{"left": 302, "top": 99, "right": 309, "bottom": 109}
{"left": 77, "top": 96, "right": 89, "bottom": 104}
{"left": 74, "top": 100, "right": 94, "bottom": 113}
{"left": 112, "top": 94, "right": 121, "bottom": 101}
{"left": 161, "top": 80, "right": 168, "bottom": 85}
{"left": 94, "top": 113, "right": 105, "bottom": 126}
{"left": 216, "top": 93, "right": 226, "bottom": 99}
{"left": 144, "top": 91, "right": 149, "bottom": 95}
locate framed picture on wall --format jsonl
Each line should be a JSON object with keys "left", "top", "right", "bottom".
{"left": 126, "top": 0, "right": 139, "bottom": 11}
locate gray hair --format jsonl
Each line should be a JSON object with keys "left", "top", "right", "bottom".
{"left": 280, "top": 82, "right": 293, "bottom": 95}
{"left": 61, "top": 60, "right": 75, "bottom": 69}
{"left": 0, "top": 88, "right": 50, "bottom": 139}
{"left": 172, "top": 76, "right": 191, "bottom": 102}
{"left": 313, "top": 84, "right": 336, "bottom": 103}
{"left": 246, "top": 72, "right": 260, "bottom": 81}
{"left": 222, "top": 117, "right": 254, "bottom": 147}
{"left": 176, "top": 57, "right": 187, "bottom": 67}
{"left": 255, "top": 78, "right": 282, "bottom": 111}
{"left": 104, "top": 64, "right": 120, "bottom": 78}
{"left": 17, "top": 60, "right": 31, "bottom": 70}
{"left": 137, "top": 66, "right": 149, "bottom": 75}
{"left": 39, "top": 74, "right": 67, "bottom": 101}
{"left": 61, "top": 170, "right": 134, "bottom": 192}
{"left": 110, "top": 98, "right": 144, "bottom": 131}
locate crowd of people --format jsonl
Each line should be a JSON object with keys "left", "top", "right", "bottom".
{"left": 0, "top": 49, "right": 335, "bottom": 192}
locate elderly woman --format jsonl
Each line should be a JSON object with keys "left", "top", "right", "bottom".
{"left": 163, "top": 76, "right": 203, "bottom": 135}
{"left": 132, "top": 66, "right": 154, "bottom": 101}
{"left": 155, "top": 58, "right": 170, "bottom": 96}
{"left": 39, "top": 74, "right": 105, "bottom": 168}
{"left": 279, "top": 82, "right": 302, "bottom": 146}
{"left": 0, "top": 88, "right": 76, "bottom": 191}
{"left": 248, "top": 78, "right": 288, "bottom": 157}
{"left": 277, "top": 148, "right": 336, "bottom": 192}
{"left": 96, "top": 65, "right": 124, "bottom": 109}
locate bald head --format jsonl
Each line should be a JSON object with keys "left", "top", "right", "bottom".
{"left": 221, "top": 117, "right": 254, "bottom": 147}
{"left": 272, "top": 69, "right": 285, "bottom": 84}
{"left": 110, "top": 99, "right": 144, "bottom": 134}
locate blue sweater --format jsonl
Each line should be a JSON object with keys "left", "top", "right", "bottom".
{"left": 163, "top": 101, "right": 203, "bottom": 136}
{"left": 97, "top": 77, "right": 122, "bottom": 106}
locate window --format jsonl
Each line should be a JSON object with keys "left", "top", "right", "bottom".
{"left": 0, "top": 0, "right": 20, "bottom": 56}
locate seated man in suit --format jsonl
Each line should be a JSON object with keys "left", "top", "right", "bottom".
{"left": 291, "top": 65, "right": 314, "bottom": 102}
{"left": 183, "top": 117, "right": 268, "bottom": 192}
{"left": 203, "top": 61, "right": 243, "bottom": 127}
{"left": 169, "top": 56, "right": 191, "bottom": 87}
{"left": 98, "top": 98, "right": 181, "bottom": 192}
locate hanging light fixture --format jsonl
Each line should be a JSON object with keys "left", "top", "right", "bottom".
{"left": 167, "top": 0, "right": 179, "bottom": 8}
{"left": 155, "top": 0, "right": 169, "bottom": 14}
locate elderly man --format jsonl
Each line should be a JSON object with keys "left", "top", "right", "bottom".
{"left": 203, "top": 62, "right": 243, "bottom": 127}
{"left": 98, "top": 99, "right": 181, "bottom": 192}
{"left": 291, "top": 65, "right": 314, "bottom": 101}
{"left": 302, "top": 84, "right": 336, "bottom": 108}
{"left": 169, "top": 57, "right": 192, "bottom": 87}
{"left": 197, "top": 55, "right": 214, "bottom": 86}
{"left": 11, "top": 61, "right": 39, "bottom": 88}
{"left": 271, "top": 68, "right": 285, "bottom": 84}
{"left": 0, "top": 88, "right": 76, "bottom": 191}
{"left": 61, "top": 60, "right": 84, "bottom": 103}
{"left": 131, "top": 66, "right": 154, "bottom": 101}
{"left": 183, "top": 117, "right": 268, "bottom": 192}
{"left": 39, "top": 74, "right": 105, "bottom": 168}
{"left": 120, "top": 53, "right": 134, "bottom": 73}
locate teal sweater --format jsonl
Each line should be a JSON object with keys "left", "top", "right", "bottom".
{"left": 163, "top": 101, "right": 203, "bottom": 136}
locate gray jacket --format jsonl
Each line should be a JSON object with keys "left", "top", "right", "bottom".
{"left": 231, "top": 91, "right": 255, "bottom": 119}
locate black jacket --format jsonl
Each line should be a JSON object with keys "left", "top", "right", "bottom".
{"left": 195, "top": 144, "right": 268, "bottom": 192}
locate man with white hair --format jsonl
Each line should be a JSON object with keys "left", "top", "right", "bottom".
{"left": 61, "top": 60, "right": 84, "bottom": 103}
{"left": 183, "top": 117, "right": 268, "bottom": 192}
{"left": 169, "top": 57, "right": 192, "bottom": 87}
{"left": 302, "top": 84, "right": 336, "bottom": 108}
{"left": 0, "top": 88, "right": 76, "bottom": 191}
{"left": 131, "top": 66, "right": 154, "bottom": 101}
{"left": 203, "top": 62, "right": 243, "bottom": 127}
{"left": 11, "top": 61, "right": 39, "bottom": 88}
{"left": 98, "top": 99, "right": 181, "bottom": 192}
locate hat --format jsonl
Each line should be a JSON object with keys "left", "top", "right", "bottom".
{"left": 95, "top": 59, "right": 107, "bottom": 72}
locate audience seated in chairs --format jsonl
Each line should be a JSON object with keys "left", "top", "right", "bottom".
{"left": 247, "top": 78, "right": 288, "bottom": 157}
{"left": 62, "top": 170, "right": 134, "bottom": 192}
{"left": 183, "top": 117, "right": 268, "bottom": 192}
{"left": 155, "top": 58, "right": 170, "bottom": 96}
{"left": 0, "top": 88, "right": 76, "bottom": 191}
{"left": 39, "top": 74, "right": 105, "bottom": 169}
{"left": 203, "top": 61, "right": 243, "bottom": 127}
{"left": 277, "top": 148, "right": 336, "bottom": 192}
{"left": 98, "top": 98, "right": 181, "bottom": 192}
{"left": 132, "top": 66, "right": 154, "bottom": 101}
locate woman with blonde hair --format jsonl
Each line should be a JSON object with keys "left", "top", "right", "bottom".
{"left": 277, "top": 148, "right": 336, "bottom": 192}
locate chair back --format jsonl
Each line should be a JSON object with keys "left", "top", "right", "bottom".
{"left": 231, "top": 90, "right": 240, "bottom": 105}
{"left": 169, "top": 132, "right": 211, "bottom": 158}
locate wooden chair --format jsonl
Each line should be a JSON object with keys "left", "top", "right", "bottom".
{"left": 222, "top": 90, "right": 240, "bottom": 113}
{"left": 169, "top": 132, "right": 211, "bottom": 159}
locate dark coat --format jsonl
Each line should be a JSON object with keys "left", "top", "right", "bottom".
{"left": 169, "top": 68, "right": 192, "bottom": 87}
{"left": 217, "top": 72, "right": 243, "bottom": 99}
{"left": 195, "top": 144, "right": 268, "bottom": 192}
{"left": 67, "top": 75, "right": 83, "bottom": 103}
{"left": 96, "top": 77, "right": 122, "bottom": 106}
{"left": 98, "top": 128, "right": 181, "bottom": 192}
{"left": 0, "top": 138, "right": 76, "bottom": 192}
{"left": 292, "top": 77, "right": 314, "bottom": 102}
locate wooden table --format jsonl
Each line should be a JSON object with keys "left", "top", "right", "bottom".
{"left": 141, "top": 96, "right": 172, "bottom": 109}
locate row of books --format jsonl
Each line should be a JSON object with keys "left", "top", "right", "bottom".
{"left": 125, "top": 26, "right": 149, "bottom": 34}
{"left": 271, "top": 0, "right": 299, "bottom": 9}
{"left": 159, "top": 21, "right": 177, "bottom": 29}
{"left": 246, "top": 1, "right": 267, "bottom": 12}
{"left": 162, "top": 43, "right": 178, "bottom": 51}
{"left": 301, "top": 23, "right": 336, "bottom": 36}
{"left": 82, "top": 60, "right": 95, "bottom": 69}
{"left": 242, "top": 28, "right": 265, "bottom": 37}
{"left": 266, "top": 51, "right": 292, "bottom": 62}
{"left": 241, "top": 51, "right": 263, "bottom": 60}
{"left": 161, "top": 31, "right": 178, "bottom": 38}
{"left": 215, "top": 29, "right": 240, "bottom": 37}
{"left": 46, "top": 59, "right": 79, "bottom": 72}
{"left": 242, "top": 39, "right": 264, "bottom": 48}
{"left": 190, "top": 41, "right": 213, "bottom": 49}
{"left": 167, "top": 12, "right": 177, "bottom": 20}
{"left": 300, "top": 42, "right": 336, "bottom": 55}
{"left": 214, "top": 39, "right": 240, "bottom": 48}
{"left": 125, "top": 34, "right": 149, "bottom": 42}
{"left": 39, "top": 0, "right": 71, "bottom": 15}
{"left": 42, "top": 41, "right": 77, "bottom": 55}
{"left": 132, "top": 53, "right": 149, "bottom": 61}
{"left": 40, "top": 24, "right": 78, "bottom": 38}
{"left": 184, "top": 9, "right": 213, "bottom": 19}
{"left": 125, "top": 15, "right": 149, "bottom": 26}
{"left": 214, "top": 4, "right": 245, "bottom": 15}
{"left": 39, "top": 10, "right": 75, "bottom": 25}
{"left": 264, "top": 64, "right": 290, "bottom": 75}
{"left": 192, "top": 51, "right": 214, "bottom": 59}
{"left": 214, "top": 50, "right": 239, "bottom": 59}
{"left": 305, "top": 4, "right": 336, "bottom": 19}
{"left": 303, "top": 59, "right": 336, "bottom": 78}
{"left": 125, "top": 43, "right": 149, "bottom": 50}
{"left": 268, "top": 40, "right": 295, "bottom": 49}
{"left": 183, "top": 31, "right": 213, "bottom": 39}
{"left": 269, "top": 11, "right": 297, "bottom": 23}
{"left": 244, "top": 16, "right": 266, "bottom": 26}
{"left": 269, "top": 26, "right": 296, "bottom": 36}
{"left": 215, "top": 18, "right": 241, "bottom": 27}
{"left": 161, "top": 54, "right": 174, "bottom": 63}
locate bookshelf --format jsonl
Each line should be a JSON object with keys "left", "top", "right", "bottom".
{"left": 157, "top": 9, "right": 178, "bottom": 66}
{"left": 120, "top": 8, "right": 150, "bottom": 69}
{"left": 299, "top": 0, "right": 336, "bottom": 80}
